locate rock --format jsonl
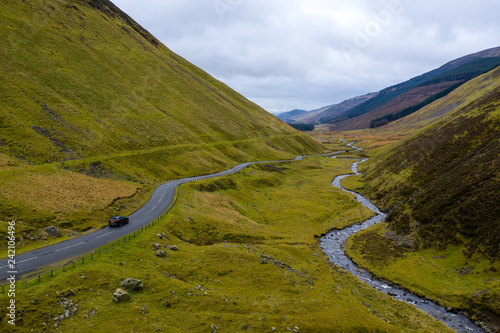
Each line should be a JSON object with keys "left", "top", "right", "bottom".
{"left": 112, "top": 288, "right": 130, "bottom": 303}
{"left": 155, "top": 250, "right": 167, "bottom": 258}
{"left": 164, "top": 244, "right": 179, "bottom": 251}
{"left": 140, "top": 305, "right": 148, "bottom": 314}
{"left": 387, "top": 291, "right": 398, "bottom": 297}
{"left": 121, "top": 278, "right": 144, "bottom": 291}
{"left": 384, "top": 231, "right": 415, "bottom": 250}
{"left": 151, "top": 242, "right": 160, "bottom": 251}
{"left": 456, "top": 266, "right": 475, "bottom": 276}
{"left": 44, "top": 226, "right": 61, "bottom": 238}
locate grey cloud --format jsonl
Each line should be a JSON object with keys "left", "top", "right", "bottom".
{"left": 112, "top": 0, "right": 500, "bottom": 112}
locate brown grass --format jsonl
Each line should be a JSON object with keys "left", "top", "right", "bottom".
{"left": 1, "top": 171, "right": 138, "bottom": 213}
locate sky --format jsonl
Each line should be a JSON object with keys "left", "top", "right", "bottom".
{"left": 111, "top": 0, "right": 500, "bottom": 114}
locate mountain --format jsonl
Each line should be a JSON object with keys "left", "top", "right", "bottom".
{"left": 0, "top": 0, "right": 323, "bottom": 235}
{"left": 355, "top": 66, "right": 500, "bottom": 329}
{"left": 361, "top": 65, "right": 500, "bottom": 259}
{"left": 278, "top": 93, "right": 377, "bottom": 125}
{"left": 327, "top": 47, "right": 500, "bottom": 130}
{"left": 276, "top": 109, "right": 308, "bottom": 122}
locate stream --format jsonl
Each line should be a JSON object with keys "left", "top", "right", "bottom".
{"left": 319, "top": 144, "right": 484, "bottom": 332}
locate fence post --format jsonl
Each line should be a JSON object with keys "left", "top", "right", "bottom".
{"left": 38, "top": 275, "right": 41, "bottom": 282}
{"left": 51, "top": 270, "right": 54, "bottom": 277}
{"left": 82, "top": 257, "right": 85, "bottom": 265}
{"left": 24, "top": 281, "right": 27, "bottom": 288}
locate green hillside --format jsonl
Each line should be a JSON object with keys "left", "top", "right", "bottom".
{"left": 360, "top": 67, "right": 500, "bottom": 258}
{"left": 341, "top": 67, "right": 500, "bottom": 330}
{"left": 0, "top": 0, "right": 322, "bottom": 244}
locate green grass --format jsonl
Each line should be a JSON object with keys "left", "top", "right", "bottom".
{"left": 345, "top": 222, "right": 500, "bottom": 326}
{"left": 0, "top": 157, "right": 452, "bottom": 332}
{"left": 0, "top": 0, "right": 324, "bottom": 248}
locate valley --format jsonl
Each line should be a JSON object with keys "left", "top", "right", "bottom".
{"left": 0, "top": 0, "right": 498, "bottom": 332}
{"left": 0, "top": 144, "right": 458, "bottom": 332}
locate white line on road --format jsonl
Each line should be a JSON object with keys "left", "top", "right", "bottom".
{"left": 18, "top": 256, "right": 39, "bottom": 264}
{"left": 0, "top": 256, "right": 38, "bottom": 269}
{"left": 55, "top": 242, "right": 85, "bottom": 252}
{"left": 96, "top": 232, "right": 111, "bottom": 239}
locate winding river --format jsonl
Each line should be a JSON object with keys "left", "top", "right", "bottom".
{"left": 320, "top": 144, "right": 484, "bottom": 333}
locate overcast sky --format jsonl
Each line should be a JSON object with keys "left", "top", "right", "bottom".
{"left": 111, "top": 0, "right": 500, "bottom": 113}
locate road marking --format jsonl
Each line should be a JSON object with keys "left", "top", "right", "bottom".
{"left": 0, "top": 256, "right": 39, "bottom": 269}
{"left": 150, "top": 190, "right": 166, "bottom": 212}
{"left": 18, "top": 256, "right": 39, "bottom": 264}
{"left": 54, "top": 242, "right": 85, "bottom": 252}
{"left": 96, "top": 232, "right": 111, "bottom": 239}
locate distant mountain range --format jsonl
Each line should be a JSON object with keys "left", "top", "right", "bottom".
{"left": 277, "top": 93, "right": 376, "bottom": 124}
{"left": 280, "top": 47, "right": 500, "bottom": 130}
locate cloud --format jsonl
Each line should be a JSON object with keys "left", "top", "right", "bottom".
{"left": 111, "top": 0, "right": 500, "bottom": 112}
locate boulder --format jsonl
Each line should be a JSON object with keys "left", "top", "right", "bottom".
{"left": 44, "top": 226, "right": 61, "bottom": 238}
{"left": 121, "top": 278, "right": 144, "bottom": 291}
{"left": 112, "top": 288, "right": 130, "bottom": 303}
{"left": 151, "top": 242, "right": 160, "bottom": 251}
{"left": 155, "top": 250, "right": 167, "bottom": 258}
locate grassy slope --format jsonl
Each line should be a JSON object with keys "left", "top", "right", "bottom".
{"left": 359, "top": 67, "right": 500, "bottom": 257}
{"left": 337, "top": 68, "right": 500, "bottom": 330}
{"left": 0, "top": 0, "right": 323, "bottom": 246}
{"left": 0, "top": 157, "right": 452, "bottom": 332}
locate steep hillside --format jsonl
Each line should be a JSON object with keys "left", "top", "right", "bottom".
{"left": 359, "top": 66, "right": 500, "bottom": 259}
{"left": 328, "top": 47, "right": 500, "bottom": 130}
{"left": 0, "top": 0, "right": 323, "bottom": 241}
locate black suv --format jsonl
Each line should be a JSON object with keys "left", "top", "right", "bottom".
{"left": 109, "top": 215, "right": 129, "bottom": 227}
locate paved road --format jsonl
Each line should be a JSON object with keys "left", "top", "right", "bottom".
{"left": 0, "top": 156, "right": 309, "bottom": 281}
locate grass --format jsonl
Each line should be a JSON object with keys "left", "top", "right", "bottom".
{"left": 334, "top": 111, "right": 500, "bottom": 331}
{"left": 0, "top": 0, "right": 324, "bottom": 250}
{"left": 0, "top": 156, "right": 452, "bottom": 332}
{"left": 345, "top": 222, "right": 500, "bottom": 326}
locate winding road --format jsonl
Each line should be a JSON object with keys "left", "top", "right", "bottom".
{"left": 1, "top": 141, "right": 484, "bottom": 332}
{"left": 0, "top": 156, "right": 314, "bottom": 281}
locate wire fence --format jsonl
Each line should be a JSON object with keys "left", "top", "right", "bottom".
{"left": 1, "top": 148, "right": 354, "bottom": 293}
{"left": 1, "top": 188, "right": 178, "bottom": 293}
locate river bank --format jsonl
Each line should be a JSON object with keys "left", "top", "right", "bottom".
{"left": 319, "top": 153, "right": 485, "bottom": 332}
